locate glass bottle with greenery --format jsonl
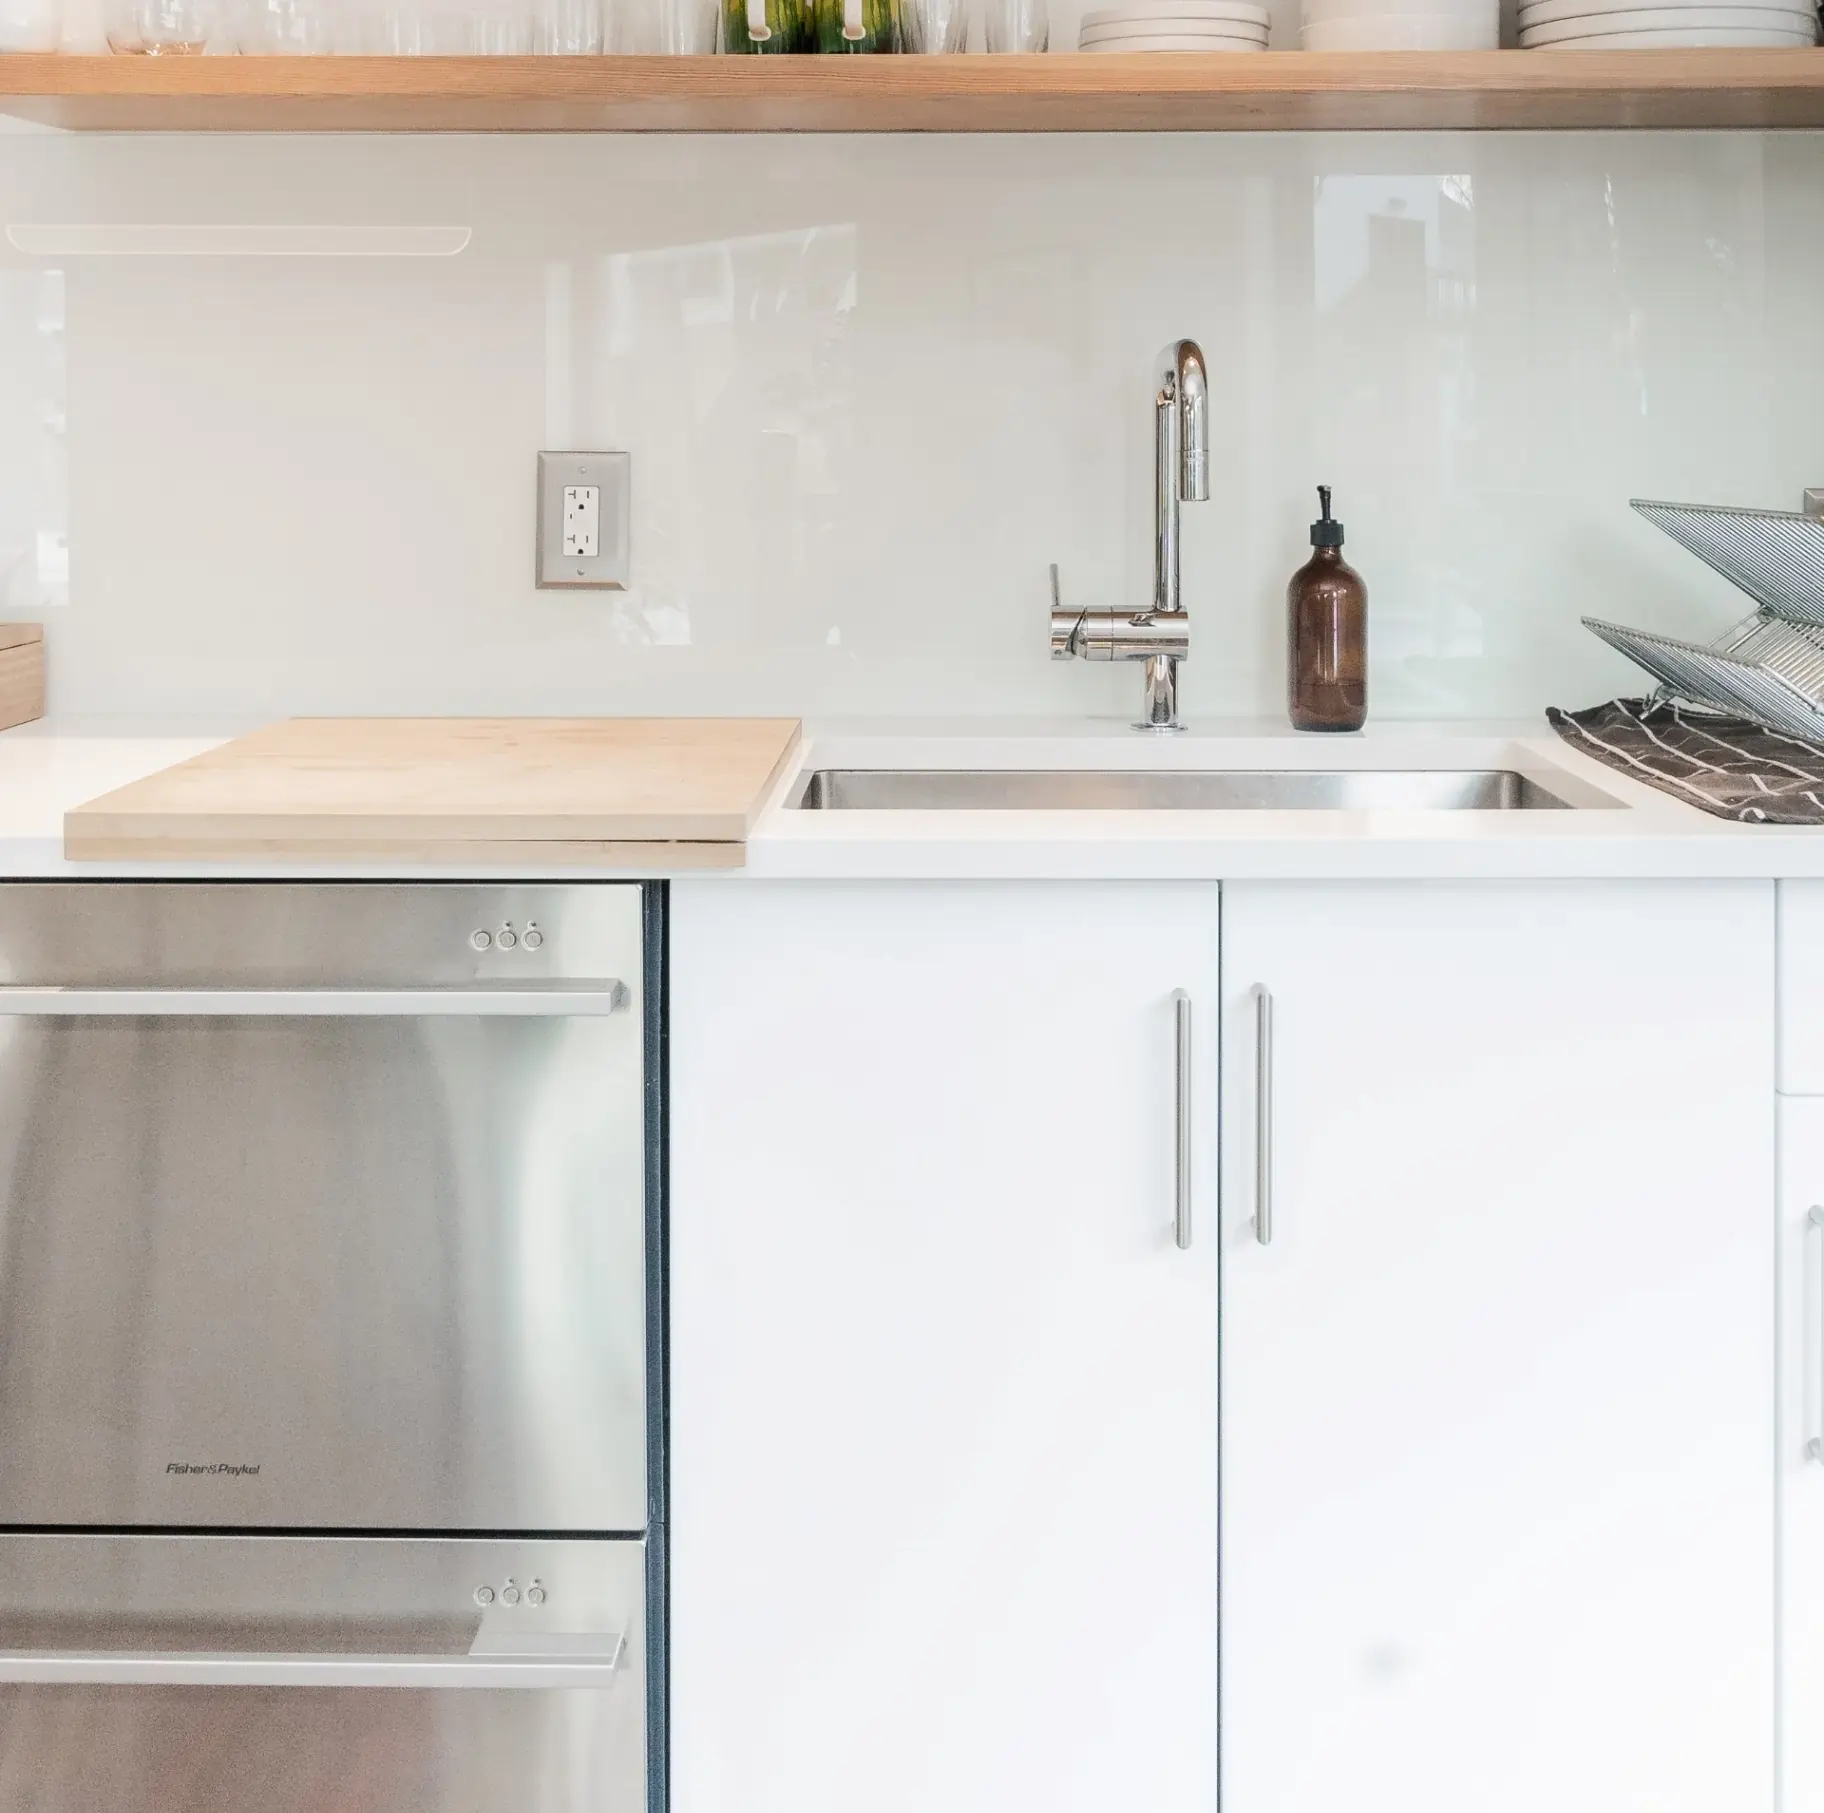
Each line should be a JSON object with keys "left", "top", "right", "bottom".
{"left": 723, "top": 0, "right": 812, "bottom": 51}
{"left": 813, "top": 0, "right": 898, "bottom": 48}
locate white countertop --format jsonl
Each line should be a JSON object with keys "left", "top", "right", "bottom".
{"left": 4, "top": 714, "right": 1823, "bottom": 882}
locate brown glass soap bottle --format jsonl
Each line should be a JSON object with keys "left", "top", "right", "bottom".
{"left": 1287, "top": 485, "right": 1367, "bottom": 733}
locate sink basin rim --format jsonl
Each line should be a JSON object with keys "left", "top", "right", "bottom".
{"left": 787, "top": 767, "right": 1621, "bottom": 813}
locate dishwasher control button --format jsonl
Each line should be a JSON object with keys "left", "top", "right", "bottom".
{"left": 500, "top": 1580, "right": 521, "bottom": 1607}
{"left": 496, "top": 927, "right": 518, "bottom": 950}
{"left": 470, "top": 929, "right": 492, "bottom": 952}
{"left": 473, "top": 1585, "right": 496, "bottom": 1607}
{"left": 526, "top": 1581, "right": 547, "bottom": 1607}
{"left": 522, "top": 925, "right": 544, "bottom": 951}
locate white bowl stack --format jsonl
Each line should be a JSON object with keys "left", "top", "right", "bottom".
{"left": 1299, "top": 0, "right": 1497, "bottom": 48}
{"left": 1517, "top": 0, "right": 1817, "bottom": 44}
{"left": 1078, "top": 0, "right": 1268, "bottom": 49}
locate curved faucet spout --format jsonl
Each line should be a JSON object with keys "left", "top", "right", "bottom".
{"left": 1161, "top": 340, "right": 1210, "bottom": 504}
{"left": 1154, "top": 338, "right": 1209, "bottom": 629}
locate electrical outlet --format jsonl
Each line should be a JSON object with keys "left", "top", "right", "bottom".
{"left": 563, "top": 486, "right": 600, "bottom": 559}
{"left": 537, "top": 452, "right": 629, "bottom": 589}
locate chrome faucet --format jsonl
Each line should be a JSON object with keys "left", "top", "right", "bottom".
{"left": 1050, "top": 339, "right": 1210, "bottom": 733}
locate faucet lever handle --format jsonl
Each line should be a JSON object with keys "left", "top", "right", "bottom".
{"left": 1048, "top": 562, "right": 1089, "bottom": 661}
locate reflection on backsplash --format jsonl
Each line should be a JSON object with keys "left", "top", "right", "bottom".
{"left": 547, "top": 223, "right": 859, "bottom": 654}
{"left": 0, "top": 130, "right": 1814, "bottom": 721}
{"left": 0, "top": 268, "right": 64, "bottom": 622}
{"left": 1312, "top": 174, "right": 1483, "bottom": 715}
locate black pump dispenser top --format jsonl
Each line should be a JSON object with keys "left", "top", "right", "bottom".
{"left": 1310, "top": 485, "right": 1345, "bottom": 549}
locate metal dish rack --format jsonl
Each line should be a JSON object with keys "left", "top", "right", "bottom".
{"left": 1582, "top": 499, "right": 1824, "bottom": 740}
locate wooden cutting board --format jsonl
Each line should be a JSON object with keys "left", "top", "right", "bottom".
{"left": 0, "top": 623, "right": 44, "bottom": 734}
{"left": 65, "top": 717, "right": 803, "bottom": 867}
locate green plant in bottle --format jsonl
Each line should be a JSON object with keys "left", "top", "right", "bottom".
{"left": 723, "top": 0, "right": 811, "bottom": 52}
{"left": 813, "top": 0, "right": 898, "bottom": 49}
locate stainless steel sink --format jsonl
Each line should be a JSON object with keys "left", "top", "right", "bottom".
{"left": 790, "top": 769, "right": 1608, "bottom": 811}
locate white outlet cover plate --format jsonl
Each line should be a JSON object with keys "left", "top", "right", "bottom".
{"left": 537, "top": 451, "right": 630, "bottom": 589}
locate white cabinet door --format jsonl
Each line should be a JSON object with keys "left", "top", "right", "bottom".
{"left": 1221, "top": 880, "right": 1775, "bottom": 1813}
{"left": 668, "top": 880, "right": 1222, "bottom": 1813}
{"left": 1781, "top": 1097, "right": 1824, "bottom": 1813}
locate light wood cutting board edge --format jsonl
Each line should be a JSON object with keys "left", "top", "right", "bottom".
{"left": 62, "top": 718, "right": 803, "bottom": 864}
{"left": 60, "top": 832, "right": 748, "bottom": 868}
{"left": 0, "top": 638, "right": 43, "bottom": 735}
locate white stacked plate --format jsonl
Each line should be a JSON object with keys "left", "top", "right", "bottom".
{"left": 1517, "top": 0, "right": 1817, "bottom": 45}
{"left": 1078, "top": 0, "right": 1270, "bottom": 50}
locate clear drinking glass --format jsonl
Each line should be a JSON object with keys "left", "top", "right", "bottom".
{"left": 106, "top": 0, "right": 218, "bottom": 50}
{"left": 329, "top": 0, "right": 375, "bottom": 49}
{"left": 238, "top": 0, "right": 332, "bottom": 50}
{"left": 899, "top": 0, "right": 964, "bottom": 49}
{"left": 0, "top": 0, "right": 63, "bottom": 51}
{"left": 472, "top": 0, "right": 532, "bottom": 48}
{"left": 532, "top": 0, "right": 601, "bottom": 50}
{"left": 370, "top": 0, "right": 476, "bottom": 49}
{"left": 612, "top": 0, "right": 715, "bottom": 50}
{"left": 372, "top": 8, "right": 434, "bottom": 46}
{"left": 980, "top": 0, "right": 1041, "bottom": 47}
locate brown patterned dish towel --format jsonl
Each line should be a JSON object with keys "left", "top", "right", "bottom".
{"left": 1547, "top": 697, "right": 1824, "bottom": 825}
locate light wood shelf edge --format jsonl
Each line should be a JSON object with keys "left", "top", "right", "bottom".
{"left": 0, "top": 48, "right": 1817, "bottom": 131}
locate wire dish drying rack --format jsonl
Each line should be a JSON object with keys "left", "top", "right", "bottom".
{"left": 1584, "top": 500, "right": 1824, "bottom": 741}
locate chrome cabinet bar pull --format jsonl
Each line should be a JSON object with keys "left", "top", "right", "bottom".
{"left": 1811, "top": 1206, "right": 1824, "bottom": 1462}
{"left": 1172, "top": 988, "right": 1192, "bottom": 1250}
{"left": 1253, "top": 984, "right": 1273, "bottom": 1246}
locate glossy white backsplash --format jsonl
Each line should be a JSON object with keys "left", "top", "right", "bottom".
{"left": 0, "top": 127, "right": 1819, "bottom": 722}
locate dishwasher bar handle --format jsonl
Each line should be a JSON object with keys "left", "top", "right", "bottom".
{"left": 0, "top": 1632, "right": 628, "bottom": 1690}
{"left": 0, "top": 982, "right": 630, "bottom": 1017}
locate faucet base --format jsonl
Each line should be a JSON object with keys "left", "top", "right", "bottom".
{"left": 1134, "top": 653, "right": 1183, "bottom": 734}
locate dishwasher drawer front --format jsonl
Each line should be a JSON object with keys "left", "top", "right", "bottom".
{"left": 0, "top": 1532, "right": 650, "bottom": 1811}
{"left": 0, "top": 884, "right": 651, "bottom": 1533}
{"left": 0, "top": 1685, "right": 642, "bottom": 1813}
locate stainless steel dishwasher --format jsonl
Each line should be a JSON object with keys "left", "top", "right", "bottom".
{"left": 0, "top": 882, "right": 664, "bottom": 1813}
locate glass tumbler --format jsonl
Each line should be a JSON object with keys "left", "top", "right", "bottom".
{"left": 533, "top": 0, "right": 601, "bottom": 49}
{"left": 365, "top": 0, "right": 483, "bottom": 49}
{"left": 980, "top": 0, "right": 1041, "bottom": 47}
{"left": 471, "top": 0, "right": 532, "bottom": 49}
{"left": 330, "top": 0, "right": 376, "bottom": 50}
{"left": 812, "top": 0, "right": 896, "bottom": 47}
{"left": 238, "top": 0, "right": 332, "bottom": 50}
{"left": 609, "top": 0, "right": 715, "bottom": 45}
{"left": 0, "top": 0, "right": 63, "bottom": 51}
{"left": 106, "top": 0, "right": 218, "bottom": 50}
{"left": 898, "top": 0, "right": 963, "bottom": 49}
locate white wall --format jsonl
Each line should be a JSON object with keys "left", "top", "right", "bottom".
{"left": 0, "top": 125, "right": 1818, "bottom": 723}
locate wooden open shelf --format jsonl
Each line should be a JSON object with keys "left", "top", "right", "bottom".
{"left": 0, "top": 48, "right": 1816, "bottom": 132}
